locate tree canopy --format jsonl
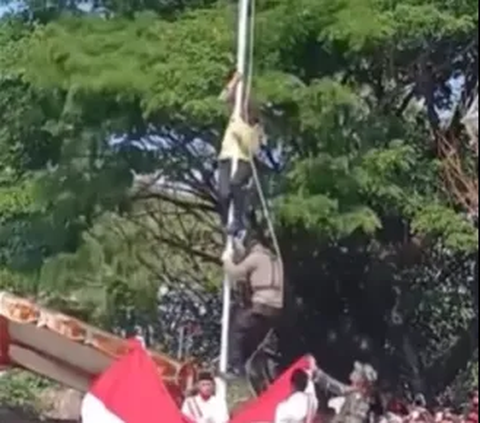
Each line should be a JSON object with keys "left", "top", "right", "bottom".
{"left": 0, "top": 0, "right": 478, "bottom": 403}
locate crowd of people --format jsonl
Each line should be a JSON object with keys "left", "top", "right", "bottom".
{"left": 178, "top": 359, "right": 478, "bottom": 423}
{"left": 381, "top": 391, "right": 478, "bottom": 423}
{"left": 180, "top": 366, "right": 318, "bottom": 423}
{"left": 79, "top": 335, "right": 478, "bottom": 423}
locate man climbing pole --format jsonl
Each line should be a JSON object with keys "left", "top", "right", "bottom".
{"left": 221, "top": 231, "right": 284, "bottom": 378}
{"left": 217, "top": 71, "right": 265, "bottom": 238}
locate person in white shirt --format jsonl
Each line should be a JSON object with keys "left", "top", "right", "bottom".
{"left": 275, "top": 368, "right": 318, "bottom": 423}
{"left": 304, "top": 356, "right": 320, "bottom": 411}
{"left": 181, "top": 371, "right": 229, "bottom": 423}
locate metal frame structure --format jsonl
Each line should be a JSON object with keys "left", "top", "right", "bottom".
{"left": 0, "top": 291, "right": 197, "bottom": 404}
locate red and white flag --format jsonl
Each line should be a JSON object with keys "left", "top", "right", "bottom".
{"left": 230, "top": 355, "right": 316, "bottom": 423}
{"left": 81, "top": 339, "right": 191, "bottom": 423}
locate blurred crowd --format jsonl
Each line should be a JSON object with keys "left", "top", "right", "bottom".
{"left": 378, "top": 390, "right": 478, "bottom": 423}
{"left": 179, "top": 357, "right": 479, "bottom": 423}
{"left": 320, "top": 361, "right": 478, "bottom": 423}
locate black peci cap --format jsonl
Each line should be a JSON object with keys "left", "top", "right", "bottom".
{"left": 197, "top": 371, "right": 214, "bottom": 382}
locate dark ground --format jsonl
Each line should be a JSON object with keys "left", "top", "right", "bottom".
{"left": 0, "top": 407, "right": 75, "bottom": 422}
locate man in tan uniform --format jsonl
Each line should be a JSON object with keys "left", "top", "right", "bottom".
{"left": 221, "top": 232, "right": 284, "bottom": 378}
{"left": 218, "top": 72, "right": 264, "bottom": 236}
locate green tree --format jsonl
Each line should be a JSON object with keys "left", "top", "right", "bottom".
{"left": 0, "top": 0, "right": 478, "bottom": 402}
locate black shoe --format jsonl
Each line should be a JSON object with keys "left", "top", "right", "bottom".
{"left": 226, "top": 220, "right": 244, "bottom": 236}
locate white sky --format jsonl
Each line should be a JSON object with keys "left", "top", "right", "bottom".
{"left": 1, "top": 1, "right": 23, "bottom": 15}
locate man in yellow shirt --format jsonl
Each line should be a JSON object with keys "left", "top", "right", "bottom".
{"left": 218, "top": 71, "right": 265, "bottom": 236}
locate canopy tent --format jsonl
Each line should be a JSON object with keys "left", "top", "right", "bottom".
{"left": 0, "top": 291, "right": 196, "bottom": 404}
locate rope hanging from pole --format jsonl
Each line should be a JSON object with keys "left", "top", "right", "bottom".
{"left": 244, "top": 0, "right": 283, "bottom": 265}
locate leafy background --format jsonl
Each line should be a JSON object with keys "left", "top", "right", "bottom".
{"left": 0, "top": 0, "right": 478, "bottom": 410}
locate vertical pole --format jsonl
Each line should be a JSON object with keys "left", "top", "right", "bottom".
{"left": 234, "top": 0, "right": 249, "bottom": 119}
{"left": 177, "top": 326, "right": 185, "bottom": 360}
{"left": 219, "top": 0, "right": 250, "bottom": 387}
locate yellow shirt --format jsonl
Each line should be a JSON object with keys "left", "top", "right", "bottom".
{"left": 219, "top": 115, "right": 263, "bottom": 161}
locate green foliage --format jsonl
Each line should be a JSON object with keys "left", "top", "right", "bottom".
{"left": 0, "top": 0, "right": 478, "bottom": 403}
{"left": 449, "top": 358, "right": 478, "bottom": 406}
{"left": 0, "top": 370, "right": 52, "bottom": 411}
{"left": 0, "top": 179, "right": 35, "bottom": 222}
{"left": 412, "top": 203, "right": 478, "bottom": 252}
{"left": 24, "top": 204, "right": 221, "bottom": 328}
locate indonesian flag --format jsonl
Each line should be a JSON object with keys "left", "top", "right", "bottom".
{"left": 230, "top": 355, "right": 314, "bottom": 423}
{"left": 81, "top": 339, "right": 191, "bottom": 423}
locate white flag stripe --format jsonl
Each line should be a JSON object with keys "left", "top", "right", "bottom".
{"left": 81, "top": 392, "right": 126, "bottom": 423}
{"left": 79, "top": 340, "right": 188, "bottom": 423}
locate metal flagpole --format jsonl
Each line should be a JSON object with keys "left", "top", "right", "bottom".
{"left": 218, "top": 0, "right": 251, "bottom": 389}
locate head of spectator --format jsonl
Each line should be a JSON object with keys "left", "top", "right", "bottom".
{"left": 290, "top": 368, "right": 309, "bottom": 394}
{"left": 196, "top": 371, "right": 215, "bottom": 400}
{"left": 349, "top": 361, "right": 377, "bottom": 394}
{"left": 471, "top": 390, "right": 478, "bottom": 407}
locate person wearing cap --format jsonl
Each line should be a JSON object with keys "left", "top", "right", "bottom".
{"left": 274, "top": 368, "right": 318, "bottom": 423}
{"left": 331, "top": 362, "right": 378, "bottom": 423}
{"left": 221, "top": 232, "right": 284, "bottom": 378}
{"left": 181, "top": 371, "right": 229, "bottom": 423}
{"left": 217, "top": 71, "right": 265, "bottom": 237}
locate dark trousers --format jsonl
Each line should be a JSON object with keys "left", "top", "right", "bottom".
{"left": 218, "top": 158, "right": 252, "bottom": 232}
{"left": 229, "top": 305, "right": 278, "bottom": 370}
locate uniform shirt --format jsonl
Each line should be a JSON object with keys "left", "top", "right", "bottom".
{"left": 218, "top": 115, "right": 263, "bottom": 162}
{"left": 331, "top": 391, "right": 372, "bottom": 423}
{"left": 274, "top": 390, "right": 318, "bottom": 423}
{"left": 223, "top": 244, "right": 284, "bottom": 310}
{"left": 328, "top": 396, "right": 346, "bottom": 415}
{"left": 181, "top": 394, "right": 229, "bottom": 423}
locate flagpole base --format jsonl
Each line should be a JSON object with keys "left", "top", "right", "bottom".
{"left": 216, "top": 376, "right": 228, "bottom": 401}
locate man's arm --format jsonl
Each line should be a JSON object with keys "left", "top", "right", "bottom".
{"left": 275, "top": 396, "right": 306, "bottom": 422}
{"left": 181, "top": 398, "right": 196, "bottom": 421}
{"left": 274, "top": 400, "right": 289, "bottom": 423}
{"left": 222, "top": 252, "right": 259, "bottom": 281}
{"left": 314, "top": 368, "right": 352, "bottom": 396}
{"left": 213, "top": 396, "right": 230, "bottom": 423}
{"left": 219, "top": 71, "right": 241, "bottom": 104}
